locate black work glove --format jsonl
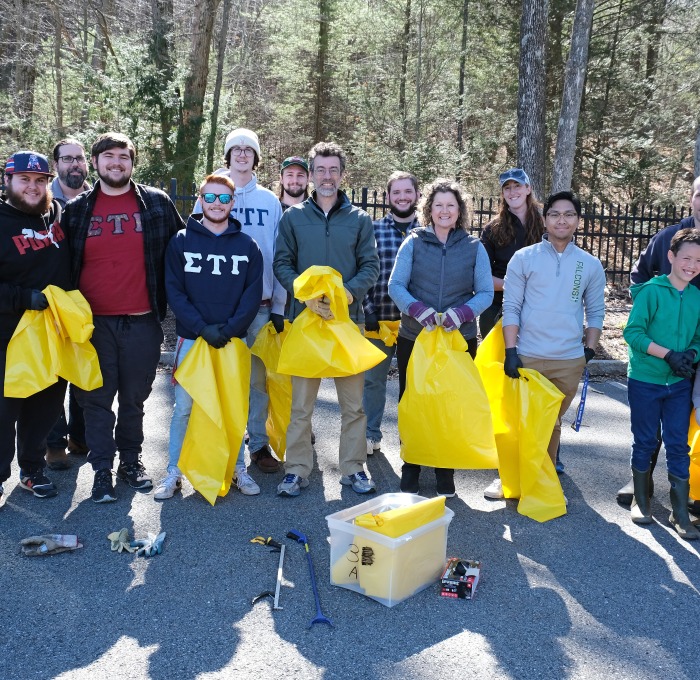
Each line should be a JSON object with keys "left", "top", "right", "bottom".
{"left": 28, "top": 290, "right": 49, "bottom": 310}
{"left": 584, "top": 347, "right": 596, "bottom": 363}
{"left": 664, "top": 349, "right": 695, "bottom": 379}
{"left": 504, "top": 348, "right": 523, "bottom": 379}
{"left": 364, "top": 312, "right": 380, "bottom": 333}
{"left": 270, "top": 313, "right": 285, "bottom": 334}
{"left": 200, "top": 324, "right": 228, "bottom": 349}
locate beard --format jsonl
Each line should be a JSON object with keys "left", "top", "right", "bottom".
{"left": 283, "top": 185, "right": 306, "bottom": 198}
{"left": 59, "top": 167, "right": 87, "bottom": 190}
{"left": 97, "top": 168, "right": 130, "bottom": 189}
{"left": 5, "top": 181, "right": 53, "bottom": 216}
{"left": 389, "top": 200, "right": 418, "bottom": 220}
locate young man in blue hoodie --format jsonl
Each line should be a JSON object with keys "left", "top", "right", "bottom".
{"left": 157, "top": 174, "right": 263, "bottom": 499}
{"left": 623, "top": 228, "right": 700, "bottom": 539}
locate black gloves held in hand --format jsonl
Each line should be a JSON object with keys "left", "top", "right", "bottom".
{"left": 364, "top": 312, "right": 380, "bottom": 333}
{"left": 504, "top": 348, "right": 523, "bottom": 379}
{"left": 29, "top": 290, "right": 49, "bottom": 310}
{"left": 664, "top": 349, "right": 695, "bottom": 379}
{"left": 584, "top": 347, "right": 596, "bottom": 363}
{"left": 200, "top": 324, "right": 228, "bottom": 349}
{"left": 270, "top": 313, "right": 285, "bottom": 334}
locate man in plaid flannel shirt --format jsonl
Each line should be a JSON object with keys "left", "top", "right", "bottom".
{"left": 362, "top": 171, "right": 421, "bottom": 455}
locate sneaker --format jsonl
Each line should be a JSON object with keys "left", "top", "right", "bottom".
{"left": 234, "top": 466, "right": 260, "bottom": 496}
{"left": 400, "top": 465, "right": 420, "bottom": 493}
{"left": 250, "top": 445, "right": 280, "bottom": 473}
{"left": 340, "top": 470, "right": 376, "bottom": 494}
{"left": 19, "top": 469, "right": 58, "bottom": 498}
{"left": 484, "top": 477, "right": 505, "bottom": 499}
{"left": 46, "top": 446, "right": 71, "bottom": 471}
{"left": 366, "top": 438, "right": 380, "bottom": 456}
{"left": 277, "top": 473, "right": 309, "bottom": 497}
{"left": 435, "top": 469, "right": 456, "bottom": 498}
{"left": 91, "top": 469, "right": 117, "bottom": 503}
{"left": 116, "top": 459, "right": 153, "bottom": 490}
{"left": 153, "top": 473, "right": 182, "bottom": 500}
{"left": 688, "top": 499, "right": 700, "bottom": 516}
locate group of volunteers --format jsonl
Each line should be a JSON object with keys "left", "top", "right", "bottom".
{"left": 1, "top": 127, "right": 699, "bottom": 540}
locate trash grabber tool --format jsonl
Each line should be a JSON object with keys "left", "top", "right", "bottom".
{"left": 287, "top": 529, "right": 333, "bottom": 628}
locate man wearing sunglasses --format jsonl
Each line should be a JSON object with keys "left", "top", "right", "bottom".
{"left": 158, "top": 174, "right": 263, "bottom": 500}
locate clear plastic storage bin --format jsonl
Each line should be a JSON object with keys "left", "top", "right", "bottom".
{"left": 325, "top": 493, "right": 454, "bottom": 607}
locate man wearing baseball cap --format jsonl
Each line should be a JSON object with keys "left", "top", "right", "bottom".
{"left": 278, "top": 156, "right": 309, "bottom": 211}
{"left": 0, "top": 151, "right": 71, "bottom": 504}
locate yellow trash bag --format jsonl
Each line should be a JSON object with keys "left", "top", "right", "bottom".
{"left": 687, "top": 411, "right": 700, "bottom": 502}
{"left": 364, "top": 320, "right": 400, "bottom": 347}
{"left": 176, "top": 338, "right": 250, "bottom": 505}
{"left": 277, "top": 266, "right": 386, "bottom": 378}
{"left": 494, "top": 369, "right": 566, "bottom": 522}
{"left": 474, "top": 319, "right": 508, "bottom": 435}
{"left": 354, "top": 496, "right": 445, "bottom": 538}
{"left": 5, "top": 285, "right": 102, "bottom": 398}
{"left": 398, "top": 327, "right": 498, "bottom": 469}
{"left": 251, "top": 320, "right": 292, "bottom": 460}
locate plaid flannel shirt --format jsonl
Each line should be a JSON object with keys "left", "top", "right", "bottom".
{"left": 62, "top": 180, "right": 184, "bottom": 322}
{"left": 363, "top": 212, "right": 420, "bottom": 321}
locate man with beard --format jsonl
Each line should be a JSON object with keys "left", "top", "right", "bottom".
{"left": 0, "top": 151, "right": 71, "bottom": 504}
{"left": 61, "top": 133, "right": 184, "bottom": 503}
{"left": 278, "top": 156, "right": 309, "bottom": 211}
{"left": 362, "top": 171, "right": 420, "bottom": 456}
{"left": 44, "top": 138, "right": 92, "bottom": 470}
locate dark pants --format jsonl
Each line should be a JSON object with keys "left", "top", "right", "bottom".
{"left": 478, "top": 301, "right": 502, "bottom": 339}
{"left": 46, "top": 385, "right": 85, "bottom": 448}
{"left": 397, "top": 332, "right": 478, "bottom": 478}
{"left": 0, "top": 343, "right": 67, "bottom": 484}
{"left": 74, "top": 314, "right": 162, "bottom": 472}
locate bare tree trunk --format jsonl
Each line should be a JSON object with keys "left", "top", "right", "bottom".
{"left": 456, "top": 0, "right": 469, "bottom": 181}
{"left": 173, "top": 0, "right": 222, "bottom": 190}
{"left": 14, "top": 0, "right": 41, "bottom": 122}
{"left": 53, "top": 4, "right": 64, "bottom": 135}
{"left": 415, "top": 0, "right": 424, "bottom": 139}
{"left": 206, "top": 0, "right": 231, "bottom": 174}
{"left": 91, "top": 0, "right": 115, "bottom": 73}
{"left": 398, "top": 0, "right": 411, "bottom": 145}
{"left": 80, "top": 3, "right": 89, "bottom": 129}
{"left": 517, "top": 0, "right": 549, "bottom": 199}
{"left": 313, "top": 0, "right": 331, "bottom": 142}
{"left": 551, "top": 0, "right": 594, "bottom": 193}
{"left": 645, "top": 0, "right": 666, "bottom": 98}
{"left": 150, "top": 0, "right": 176, "bottom": 164}
{"left": 695, "top": 124, "right": 700, "bottom": 179}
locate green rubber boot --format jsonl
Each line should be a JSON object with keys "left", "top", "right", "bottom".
{"left": 668, "top": 473, "right": 700, "bottom": 540}
{"left": 630, "top": 467, "right": 652, "bottom": 524}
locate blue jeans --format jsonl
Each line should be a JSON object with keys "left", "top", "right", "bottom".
{"left": 168, "top": 338, "right": 244, "bottom": 474}
{"left": 244, "top": 306, "right": 271, "bottom": 454}
{"left": 362, "top": 337, "right": 395, "bottom": 442}
{"left": 628, "top": 377, "right": 692, "bottom": 479}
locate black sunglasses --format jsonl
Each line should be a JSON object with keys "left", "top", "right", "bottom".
{"left": 202, "top": 193, "right": 233, "bottom": 204}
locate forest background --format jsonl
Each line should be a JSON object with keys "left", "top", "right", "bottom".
{"left": 1, "top": 0, "right": 699, "bottom": 206}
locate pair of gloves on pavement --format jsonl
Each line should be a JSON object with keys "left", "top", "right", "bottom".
{"left": 200, "top": 313, "right": 285, "bottom": 349}
{"left": 108, "top": 528, "right": 166, "bottom": 557}
{"left": 305, "top": 288, "right": 354, "bottom": 321}
{"left": 406, "top": 301, "right": 474, "bottom": 333}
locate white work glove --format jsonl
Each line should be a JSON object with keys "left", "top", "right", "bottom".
{"left": 306, "top": 296, "right": 334, "bottom": 320}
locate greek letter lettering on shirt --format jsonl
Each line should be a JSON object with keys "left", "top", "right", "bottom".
{"left": 12, "top": 220, "right": 66, "bottom": 255}
{"left": 233, "top": 206, "right": 269, "bottom": 227}
{"left": 87, "top": 210, "right": 142, "bottom": 237}
{"left": 184, "top": 252, "right": 250, "bottom": 275}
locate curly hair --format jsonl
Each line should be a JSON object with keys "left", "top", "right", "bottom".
{"left": 487, "top": 185, "right": 545, "bottom": 248}
{"left": 418, "top": 178, "right": 471, "bottom": 232}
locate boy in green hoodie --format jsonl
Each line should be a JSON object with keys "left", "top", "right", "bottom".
{"left": 623, "top": 228, "right": 700, "bottom": 539}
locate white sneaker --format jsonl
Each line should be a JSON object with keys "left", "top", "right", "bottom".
{"left": 153, "top": 473, "right": 182, "bottom": 500}
{"left": 484, "top": 477, "right": 504, "bottom": 499}
{"left": 366, "top": 438, "right": 380, "bottom": 456}
{"left": 235, "top": 466, "right": 260, "bottom": 496}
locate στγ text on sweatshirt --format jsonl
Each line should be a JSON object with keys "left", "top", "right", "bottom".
{"left": 165, "top": 214, "right": 264, "bottom": 341}
{"left": 502, "top": 235, "right": 606, "bottom": 360}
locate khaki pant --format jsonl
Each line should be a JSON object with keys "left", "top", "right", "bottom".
{"left": 520, "top": 355, "right": 587, "bottom": 464}
{"left": 284, "top": 373, "right": 367, "bottom": 479}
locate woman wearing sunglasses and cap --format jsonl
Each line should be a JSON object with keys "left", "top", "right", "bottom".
{"left": 479, "top": 168, "right": 545, "bottom": 338}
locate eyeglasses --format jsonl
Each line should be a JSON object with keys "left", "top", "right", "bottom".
{"left": 546, "top": 211, "right": 578, "bottom": 220}
{"left": 58, "top": 155, "right": 87, "bottom": 164}
{"left": 230, "top": 146, "right": 255, "bottom": 157}
{"left": 202, "top": 193, "right": 233, "bottom": 204}
{"left": 313, "top": 167, "right": 341, "bottom": 177}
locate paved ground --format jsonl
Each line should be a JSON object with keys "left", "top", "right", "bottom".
{"left": 1, "top": 373, "right": 698, "bottom": 680}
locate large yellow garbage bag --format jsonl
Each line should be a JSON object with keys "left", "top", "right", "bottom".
{"left": 687, "top": 412, "right": 700, "bottom": 501}
{"left": 251, "top": 321, "right": 292, "bottom": 460}
{"left": 399, "top": 327, "right": 498, "bottom": 469}
{"left": 364, "top": 320, "right": 400, "bottom": 347}
{"left": 5, "top": 285, "right": 102, "bottom": 397}
{"left": 354, "top": 497, "right": 445, "bottom": 538}
{"left": 176, "top": 338, "right": 250, "bottom": 505}
{"left": 277, "top": 266, "right": 386, "bottom": 378}
{"left": 474, "top": 320, "right": 508, "bottom": 435}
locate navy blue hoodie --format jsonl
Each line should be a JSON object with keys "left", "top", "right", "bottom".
{"left": 165, "top": 214, "right": 263, "bottom": 340}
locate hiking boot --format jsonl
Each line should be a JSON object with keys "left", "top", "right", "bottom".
{"left": 277, "top": 473, "right": 308, "bottom": 497}
{"left": 19, "top": 469, "right": 58, "bottom": 498}
{"left": 435, "top": 468, "right": 456, "bottom": 498}
{"left": 250, "top": 445, "right": 280, "bottom": 473}
{"left": 400, "top": 464, "right": 420, "bottom": 493}
{"left": 341, "top": 470, "right": 376, "bottom": 494}
{"left": 116, "top": 459, "right": 153, "bottom": 490}
{"left": 46, "top": 446, "right": 71, "bottom": 471}
{"left": 366, "top": 438, "right": 380, "bottom": 456}
{"left": 234, "top": 466, "right": 260, "bottom": 496}
{"left": 67, "top": 437, "right": 89, "bottom": 455}
{"left": 484, "top": 477, "right": 504, "bottom": 499}
{"left": 153, "top": 473, "right": 182, "bottom": 500}
{"left": 92, "top": 469, "right": 116, "bottom": 503}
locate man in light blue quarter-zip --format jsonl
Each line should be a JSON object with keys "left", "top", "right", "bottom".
{"left": 501, "top": 190, "right": 606, "bottom": 471}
